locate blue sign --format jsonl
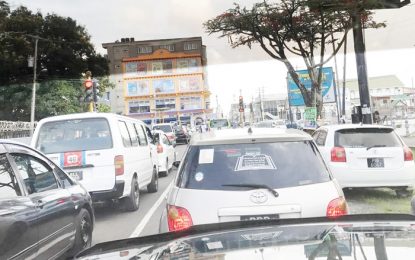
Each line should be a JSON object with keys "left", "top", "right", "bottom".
{"left": 288, "top": 67, "right": 335, "bottom": 106}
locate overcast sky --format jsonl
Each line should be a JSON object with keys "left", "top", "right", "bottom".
{"left": 11, "top": 0, "right": 415, "bottom": 113}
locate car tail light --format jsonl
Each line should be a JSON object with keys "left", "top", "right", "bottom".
{"left": 326, "top": 197, "right": 348, "bottom": 219}
{"left": 331, "top": 147, "right": 346, "bottom": 162}
{"left": 404, "top": 147, "right": 413, "bottom": 161}
{"left": 157, "top": 144, "right": 164, "bottom": 153}
{"left": 167, "top": 205, "right": 193, "bottom": 232}
{"left": 115, "top": 155, "right": 124, "bottom": 176}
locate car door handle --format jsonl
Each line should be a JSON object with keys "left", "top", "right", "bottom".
{"left": 36, "top": 200, "right": 44, "bottom": 209}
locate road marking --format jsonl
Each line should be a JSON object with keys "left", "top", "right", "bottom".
{"left": 129, "top": 181, "right": 173, "bottom": 238}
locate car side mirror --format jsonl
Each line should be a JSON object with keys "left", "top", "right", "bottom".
{"left": 172, "top": 161, "right": 180, "bottom": 168}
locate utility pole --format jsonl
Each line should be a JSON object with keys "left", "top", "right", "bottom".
{"left": 286, "top": 77, "right": 293, "bottom": 124}
{"left": 352, "top": 11, "right": 372, "bottom": 124}
{"left": 259, "top": 87, "right": 264, "bottom": 121}
{"left": 30, "top": 37, "right": 39, "bottom": 136}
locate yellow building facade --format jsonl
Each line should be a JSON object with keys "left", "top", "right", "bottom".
{"left": 122, "top": 48, "right": 211, "bottom": 124}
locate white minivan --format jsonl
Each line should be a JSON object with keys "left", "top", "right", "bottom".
{"left": 31, "top": 113, "right": 159, "bottom": 211}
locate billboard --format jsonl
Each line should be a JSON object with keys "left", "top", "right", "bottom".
{"left": 288, "top": 67, "right": 335, "bottom": 106}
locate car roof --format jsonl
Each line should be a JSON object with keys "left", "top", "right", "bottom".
{"left": 0, "top": 139, "right": 37, "bottom": 153}
{"left": 190, "top": 128, "right": 312, "bottom": 146}
{"left": 36, "top": 112, "right": 146, "bottom": 125}
{"left": 318, "top": 124, "right": 395, "bottom": 132}
{"left": 153, "top": 123, "right": 172, "bottom": 126}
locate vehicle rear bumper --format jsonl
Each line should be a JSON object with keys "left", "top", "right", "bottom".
{"left": 329, "top": 162, "right": 415, "bottom": 188}
{"left": 90, "top": 180, "right": 125, "bottom": 201}
{"left": 175, "top": 135, "right": 188, "bottom": 143}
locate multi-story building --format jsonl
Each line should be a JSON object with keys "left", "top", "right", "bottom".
{"left": 346, "top": 75, "right": 415, "bottom": 118}
{"left": 102, "top": 37, "right": 211, "bottom": 125}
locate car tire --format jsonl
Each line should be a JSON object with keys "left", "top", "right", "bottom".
{"left": 66, "top": 208, "right": 92, "bottom": 257}
{"left": 147, "top": 168, "right": 159, "bottom": 193}
{"left": 159, "top": 159, "right": 168, "bottom": 177}
{"left": 123, "top": 176, "right": 140, "bottom": 211}
{"left": 395, "top": 187, "right": 413, "bottom": 198}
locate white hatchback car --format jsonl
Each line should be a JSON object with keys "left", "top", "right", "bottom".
{"left": 153, "top": 130, "right": 177, "bottom": 177}
{"left": 159, "top": 128, "right": 347, "bottom": 232}
{"left": 312, "top": 124, "right": 415, "bottom": 197}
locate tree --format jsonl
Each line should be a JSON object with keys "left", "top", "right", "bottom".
{"left": 205, "top": 0, "right": 384, "bottom": 116}
{"left": 0, "top": 1, "right": 110, "bottom": 121}
{"left": 97, "top": 104, "right": 111, "bottom": 113}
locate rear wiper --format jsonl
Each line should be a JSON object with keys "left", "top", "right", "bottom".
{"left": 222, "top": 183, "right": 279, "bottom": 198}
{"left": 367, "top": 145, "right": 386, "bottom": 150}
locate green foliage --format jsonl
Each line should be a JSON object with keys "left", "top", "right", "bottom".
{"left": 97, "top": 103, "right": 111, "bottom": 113}
{"left": 0, "top": 1, "right": 110, "bottom": 121}
{"left": 205, "top": 0, "right": 385, "bottom": 115}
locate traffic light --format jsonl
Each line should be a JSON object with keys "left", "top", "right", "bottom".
{"left": 84, "top": 79, "right": 93, "bottom": 102}
{"left": 239, "top": 96, "right": 244, "bottom": 112}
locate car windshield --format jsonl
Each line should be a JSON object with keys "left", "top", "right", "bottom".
{"left": 36, "top": 118, "right": 113, "bottom": 154}
{"left": 210, "top": 119, "right": 229, "bottom": 128}
{"left": 335, "top": 128, "right": 402, "bottom": 148}
{"left": 153, "top": 125, "right": 172, "bottom": 133}
{"left": 2, "top": 0, "right": 415, "bottom": 257}
{"left": 179, "top": 141, "right": 330, "bottom": 190}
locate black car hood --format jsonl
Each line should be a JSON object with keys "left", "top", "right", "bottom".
{"left": 76, "top": 214, "right": 415, "bottom": 260}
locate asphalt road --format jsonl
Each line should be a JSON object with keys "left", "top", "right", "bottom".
{"left": 91, "top": 144, "right": 187, "bottom": 245}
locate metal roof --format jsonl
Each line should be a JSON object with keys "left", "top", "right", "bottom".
{"left": 345, "top": 75, "right": 405, "bottom": 90}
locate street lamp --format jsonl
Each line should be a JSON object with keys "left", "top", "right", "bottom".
{"left": 26, "top": 34, "right": 47, "bottom": 135}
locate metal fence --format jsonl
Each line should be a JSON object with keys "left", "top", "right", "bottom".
{"left": 0, "top": 121, "right": 35, "bottom": 139}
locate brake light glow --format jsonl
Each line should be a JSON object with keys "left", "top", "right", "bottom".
{"left": 167, "top": 205, "right": 193, "bottom": 232}
{"left": 157, "top": 144, "right": 164, "bottom": 153}
{"left": 404, "top": 147, "right": 413, "bottom": 161}
{"left": 114, "top": 155, "right": 124, "bottom": 176}
{"left": 326, "top": 197, "right": 348, "bottom": 219}
{"left": 167, "top": 135, "right": 175, "bottom": 141}
{"left": 331, "top": 147, "right": 346, "bottom": 162}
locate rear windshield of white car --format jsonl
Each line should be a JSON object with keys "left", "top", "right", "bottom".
{"left": 36, "top": 118, "right": 113, "bottom": 154}
{"left": 153, "top": 125, "right": 172, "bottom": 133}
{"left": 178, "top": 141, "right": 331, "bottom": 190}
{"left": 334, "top": 128, "right": 401, "bottom": 148}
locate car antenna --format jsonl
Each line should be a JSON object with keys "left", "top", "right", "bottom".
{"left": 248, "top": 127, "right": 253, "bottom": 134}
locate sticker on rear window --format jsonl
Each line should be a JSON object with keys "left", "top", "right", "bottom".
{"left": 199, "top": 149, "right": 214, "bottom": 164}
{"left": 234, "top": 154, "right": 277, "bottom": 171}
{"left": 194, "top": 172, "right": 204, "bottom": 182}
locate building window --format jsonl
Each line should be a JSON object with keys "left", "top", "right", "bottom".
{"left": 129, "top": 101, "right": 150, "bottom": 114}
{"left": 138, "top": 46, "right": 152, "bottom": 54}
{"left": 159, "top": 44, "right": 174, "bottom": 51}
{"left": 155, "top": 99, "right": 176, "bottom": 110}
{"left": 154, "top": 79, "right": 175, "bottom": 93}
{"left": 395, "top": 87, "right": 400, "bottom": 94}
{"left": 106, "top": 91, "right": 110, "bottom": 101}
{"left": 184, "top": 42, "right": 198, "bottom": 51}
{"left": 180, "top": 97, "right": 202, "bottom": 110}
{"left": 127, "top": 81, "right": 150, "bottom": 96}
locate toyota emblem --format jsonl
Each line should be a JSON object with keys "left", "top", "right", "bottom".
{"left": 250, "top": 191, "right": 268, "bottom": 204}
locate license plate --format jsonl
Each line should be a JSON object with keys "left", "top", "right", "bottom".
{"left": 241, "top": 214, "right": 279, "bottom": 221}
{"left": 68, "top": 171, "right": 83, "bottom": 181}
{"left": 367, "top": 158, "right": 384, "bottom": 168}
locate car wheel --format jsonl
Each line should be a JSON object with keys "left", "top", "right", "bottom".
{"left": 395, "top": 187, "right": 413, "bottom": 198}
{"left": 159, "top": 159, "right": 168, "bottom": 177}
{"left": 123, "top": 176, "right": 140, "bottom": 211}
{"left": 66, "top": 208, "right": 92, "bottom": 257}
{"left": 147, "top": 168, "right": 159, "bottom": 193}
